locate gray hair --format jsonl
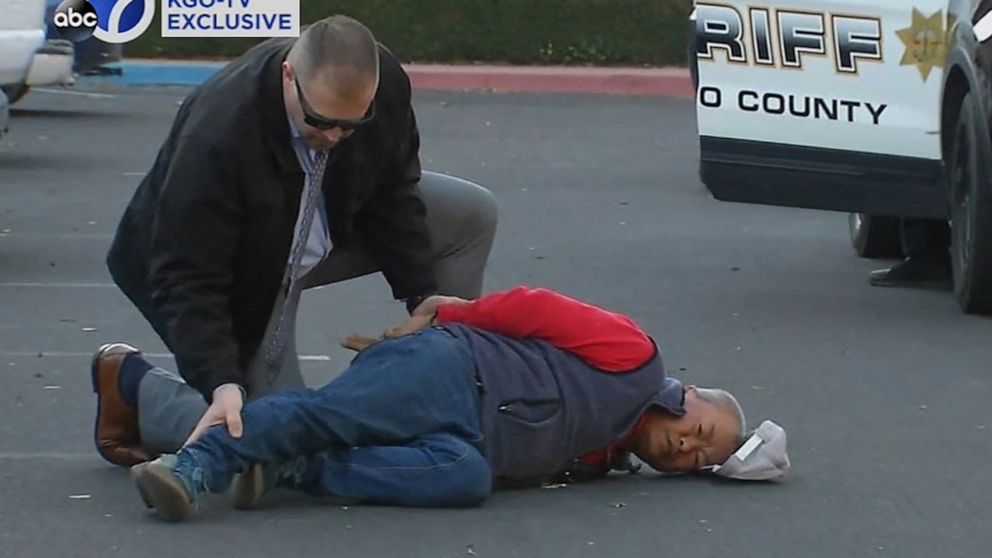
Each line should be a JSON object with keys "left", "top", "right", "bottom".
{"left": 696, "top": 387, "right": 747, "bottom": 445}
{"left": 288, "top": 15, "right": 380, "bottom": 98}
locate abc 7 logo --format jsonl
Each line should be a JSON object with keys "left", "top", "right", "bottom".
{"left": 53, "top": 0, "right": 99, "bottom": 42}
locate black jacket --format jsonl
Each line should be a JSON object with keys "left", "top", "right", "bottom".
{"left": 107, "top": 37, "right": 436, "bottom": 398}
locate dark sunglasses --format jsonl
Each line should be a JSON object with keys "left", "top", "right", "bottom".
{"left": 294, "top": 78, "right": 376, "bottom": 131}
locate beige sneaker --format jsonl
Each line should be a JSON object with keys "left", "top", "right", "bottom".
{"left": 131, "top": 455, "right": 195, "bottom": 522}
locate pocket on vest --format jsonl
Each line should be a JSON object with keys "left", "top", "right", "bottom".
{"left": 497, "top": 398, "right": 561, "bottom": 424}
{"left": 492, "top": 398, "right": 566, "bottom": 479}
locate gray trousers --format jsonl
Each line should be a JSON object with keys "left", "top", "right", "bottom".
{"left": 137, "top": 172, "right": 499, "bottom": 454}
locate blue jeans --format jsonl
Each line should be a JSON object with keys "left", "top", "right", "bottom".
{"left": 179, "top": 327, "right": 492, "bottom": 507}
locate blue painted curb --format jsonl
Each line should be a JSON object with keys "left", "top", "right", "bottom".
{"left": 77, "top": 61, "right": 227, "bottom": 86}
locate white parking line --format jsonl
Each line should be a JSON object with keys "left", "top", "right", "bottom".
{"left": 0, "top": 350, "right": 333, "bottom": 361}
{"left": 0, "top": 282, "right": 115, "bottom": 288}
{"left": 0, "top": 233, "right": 113, "bottom": 239}
{"left": 0, "top": 452, "right": 95, "bottom": 460}
{"left": 1, "top": 350, "right": 172, "bottom": 359}
{"left": 30, "top": 88, "right": 117, "bottom": 99}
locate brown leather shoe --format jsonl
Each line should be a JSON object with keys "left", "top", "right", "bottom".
{"left": 91, "top": 343, "right": 151, "bottom": 467}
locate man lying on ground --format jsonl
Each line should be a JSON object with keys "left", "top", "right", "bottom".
{"left": 109, "top": 286, "right": 750, "bottom": 521}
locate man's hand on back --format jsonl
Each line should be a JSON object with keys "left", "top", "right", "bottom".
{"left": 382, "top": 313, "right": 435, "bottom": 338}
{"left": 341, "top": 296, "right": 473, "bottom": 353}
{"left": 410, "top": 295, "right": 472, "bottom": 317}
{"left": 183, "top": 383, "right": 244, "bottom": 447}
{"left": 341, "top": 333, "right": 381, "bottom": 352}
{"left": 340, "top": 313, "right": 434, "bottom": 353}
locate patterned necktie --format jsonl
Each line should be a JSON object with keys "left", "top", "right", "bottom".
{"left": 263, "top": 149, "right": 330, "bottom": 377}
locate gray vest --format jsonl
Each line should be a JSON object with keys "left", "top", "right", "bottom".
{"left": 441, "top": 324, "right": 685, "bottom": 484}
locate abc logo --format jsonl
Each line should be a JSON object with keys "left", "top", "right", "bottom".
{"left": 53, "top": 0, "right": 98, "bottom": 42}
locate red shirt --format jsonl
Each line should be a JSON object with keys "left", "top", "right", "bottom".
{"left": 435, "top": 286, "right": 656, "bottom": 468}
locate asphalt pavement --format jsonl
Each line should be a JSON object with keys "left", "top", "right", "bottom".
{"left": 0, "top": 85, "right": 989, "bottom": 558}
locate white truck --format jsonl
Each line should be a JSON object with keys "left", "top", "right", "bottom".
{"left": 0, "top": 0, "right": 75, "bottom": 105}
{"left": 691, "top": 0, "right": 992, "bottom": 314}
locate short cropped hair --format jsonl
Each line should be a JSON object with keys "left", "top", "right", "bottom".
{"left": 288, "top": 15, "right": 380, "bottom": 97}
{"left": 696, "top": 387, "right": 747, "bottom": 446}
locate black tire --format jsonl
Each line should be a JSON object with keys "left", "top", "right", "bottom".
{"left": 0, "top": 83, "right": 29, "bottom": 104}
{"left": 948, "top": 92, "right": 992, "bottom": 314}
{"left": 848, "top": 213, "right": 903, "bottom": 259}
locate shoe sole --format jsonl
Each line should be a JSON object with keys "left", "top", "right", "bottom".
{"left": 91, "top": 343, "right": 150, "bottom": 467}
{"left": 90, "top": 343, "right": 118, "bottom": 466}
{"left": 131, "top": 462, "right": 193, "bottom": 522}
{"left": 231, "top": 463, "right": 264, "bottom": 510}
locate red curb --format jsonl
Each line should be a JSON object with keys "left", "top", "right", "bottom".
{"left": 121, "top": 59, "right": 695, "bottom": 98}
{"left": 403, "top": 64, "right": 694, "bottom": 98}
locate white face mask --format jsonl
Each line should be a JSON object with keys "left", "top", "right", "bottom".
{"left": 710, "top": 420, "right": 791, "bottom": 481}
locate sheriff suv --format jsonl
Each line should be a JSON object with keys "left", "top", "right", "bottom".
{"left": 691, "top": 0, "right": 992, "bottom": 314}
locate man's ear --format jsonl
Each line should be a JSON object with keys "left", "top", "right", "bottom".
{"left": 684, "top": 385, "right": 698, "bottom": 397}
